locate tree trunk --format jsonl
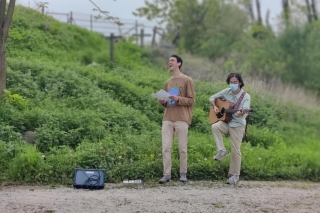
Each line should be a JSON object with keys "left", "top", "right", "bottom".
{"left": 311, "top": 0, "right": 318, "bottom": 20}
{"left": 0, "top": 0, "right": 16, "bottom": 96}
{"left": 305, "top": 0, "right": 312, "bottom": 23}
{"left": 282, "top": 0, "right": 290, "bottom": 28}
{"left": 265, "top": 9, "right": 270, "bottom": 28}
{"left": 255, "top": 0, "right": 262, "bottom": 25}
{"left": 0, "top": 35, "right": 6, "bottom": 97}
{"left": 245, "top": 1, "right": 255, "bottom": 24}
{"left": 0, "top": 0, "right": 6, "bottom": 97}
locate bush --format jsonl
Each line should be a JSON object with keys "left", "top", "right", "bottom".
{"left": 6, "top": 146, "right": 49, "bottom": 183}
{"left": 245, "top": 125, "right": 281, "bottom": 148}
{"left": 45, "top": 146, "right": 76, "bottom": 184}
{"left": 0, "top": 141, "right": 28, "bottom": 171}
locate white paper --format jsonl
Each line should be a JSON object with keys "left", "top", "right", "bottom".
{"left": 152, "top": 89, "right": 171, "bottom": 101}
{"left": 123, "top": 179, "right": 142, "bottom": 184}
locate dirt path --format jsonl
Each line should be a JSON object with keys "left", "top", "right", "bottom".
{"left": 1, "top": 181, "right": 319, "bottom": 213}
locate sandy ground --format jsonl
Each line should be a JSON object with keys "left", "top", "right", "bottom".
{"left": 0, "top": 180, "right": 320, "bottom": 213}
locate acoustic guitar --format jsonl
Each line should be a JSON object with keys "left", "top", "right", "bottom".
{"left": 209, "top": 97, "right": 254, "bottom": 124}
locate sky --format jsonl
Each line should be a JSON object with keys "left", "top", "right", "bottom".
{"left": 16, "top": 0, "right": 284, "bottom": 42}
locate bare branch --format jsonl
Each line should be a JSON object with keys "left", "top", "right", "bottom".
{"left": 88, "top": 0, "right": 122, "bottom": 26}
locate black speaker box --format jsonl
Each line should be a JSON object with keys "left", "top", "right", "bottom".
{"left": 73, "top": 168, "right": 105, "bottom": 190}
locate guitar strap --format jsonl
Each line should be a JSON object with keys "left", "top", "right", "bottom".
{"left": 234, "top": 91, "right": 246, "bottom": 110}
{"left": 233, "top": 91, "right": 249, "bottom": 141}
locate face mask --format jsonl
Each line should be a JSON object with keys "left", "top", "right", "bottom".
{"left": 230, "top": 83, "right": 239, "bottom": 91}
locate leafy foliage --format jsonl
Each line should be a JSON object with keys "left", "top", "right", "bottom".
{"left": 135, "top": 0, "right": 320, "bottom": 94}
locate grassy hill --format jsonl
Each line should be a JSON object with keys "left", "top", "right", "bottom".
{"left": 0, "top": 6, "right": 319, "bottom": 184}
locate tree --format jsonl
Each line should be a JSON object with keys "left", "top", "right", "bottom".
{"left": 311, "top": 0, "right": 318, "bottom": 20}
{"left": 282, "top": 0, "right": 290, "bottom": 28}
{"left": 255, "top": 0, "right": 262, "bottom": 25}
{"left": 33, "top": 0, "right": 49, "bottom": 14}
{"left": 243, "top": 0, "right": 255, "bottom": 24}
{"left": 0, "top": 0, "right": 16, "bottom": 97}
{"left": 305, "top": 0, "right": 318, "bottom": 22}
{"left": 134, "top": 0, "right": 249, "bottom": 58}
{"left": 265, "top": 9, "right": 270, "bottom": 28}
{"left": 305, "top": 0, "right": 313, "bottom": 22}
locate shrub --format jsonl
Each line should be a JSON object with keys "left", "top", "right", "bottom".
{"left": 7, "top": 146, "right": 49, "bottom": 183}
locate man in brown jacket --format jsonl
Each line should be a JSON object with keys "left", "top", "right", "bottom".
{"left": 158, "top": 55, "right": 195, "bottom": 184}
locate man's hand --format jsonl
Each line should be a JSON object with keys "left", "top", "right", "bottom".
{"left": 237, "top": 110, "right": 244, "bottom": 116}
{"left": 159, "top": 100, "right": 167, "bottom": 105}
{"left": 169, "top": 95, "right": 179, "bottom": 101}
{"left": 213, "top": 106, "right": 219, "bottom": 113}
{"left": 211, "top": 101, "right": 219, "bottom": 113}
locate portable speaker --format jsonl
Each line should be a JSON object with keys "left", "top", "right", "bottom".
{"left": 73, "top": 168, "right": 105, "bottom": 190}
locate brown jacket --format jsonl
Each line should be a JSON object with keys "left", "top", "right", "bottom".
{"left": 161, "top": 74, "right": 195, "bottom": 125}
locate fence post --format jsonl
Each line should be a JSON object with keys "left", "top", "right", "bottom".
{"left": 172, "top": 25, "right": 181, "bottom": 45}
{"left": 140, "top": 29, "right": 144, "bottom": 48}
{"left": 152, "top": 26, "right": 157, "bottom": 47}
{"left": 106, "top": 33, "right": 122, "bottom": 62}
{"left": 69, "top": 11, "right": 73, "bottom": 24}
{"left": 110, "top": 33, "right": 115, "bottom": 62}
{"left": 67, "top": 13, "right": 70, "bottom": 23}
{"left": 161, "top": 44, "right": 177, "bottom": 60}
{"left": 90, "top": 15, "right": 93, "bottom": 31}
{"left": 132, "top": 29, "right": 152, "bottom": 48}
{"left": 135, "top": 20, "right": 138, "bottom": 44}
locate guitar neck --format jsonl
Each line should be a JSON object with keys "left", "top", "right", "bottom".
{"left": 224, "top": 109, "right": 238, "bottom": 114}
{"left": 224, "top": 109, "right": 251, "bottom": 114}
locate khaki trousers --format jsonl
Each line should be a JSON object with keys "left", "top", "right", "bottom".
{"left": 211, "top": 121, "right": 245, "bottom": 176}
{"left": 162, "top": 121, "right": 189, "bottom": 175}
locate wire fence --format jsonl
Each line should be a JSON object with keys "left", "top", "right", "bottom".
{"left": 45, "top": 10, "right": 178, "bottom": 61}
{"left": 46, "top": 11, "right": 162, "bottom": 45}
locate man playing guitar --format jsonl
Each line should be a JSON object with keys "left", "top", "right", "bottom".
{"left": 209, "top": 73, "right": 251, "bottom": 185}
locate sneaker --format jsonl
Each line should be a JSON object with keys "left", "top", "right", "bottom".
{"left": 214, "top": 150, "right": 229, "bottom": 161}
{"left": 158, "top": 175, "right": 171, "bottom": 184}
{"left": 226, "top": 175, "right": 239, "bottom": 185}
{"left": 180, "top": 173, "right": 187, "bottom": 182}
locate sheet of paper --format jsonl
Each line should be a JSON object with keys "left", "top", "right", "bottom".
{"left": 152, "top": 89, "right": 171, "bottom": 101}
{"left": 123, "top": 179, "right": 142, "bottom": 184}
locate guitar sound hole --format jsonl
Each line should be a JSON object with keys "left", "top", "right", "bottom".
{"left": 216, "top": 112, "right": 223, "bottom": 118}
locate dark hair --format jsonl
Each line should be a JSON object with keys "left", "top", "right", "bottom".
{"left": 226, "top": 73, "right": 245, "bottom": 88}
{"left": 171, "top": 54, "right": 183, "bottom": 69}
